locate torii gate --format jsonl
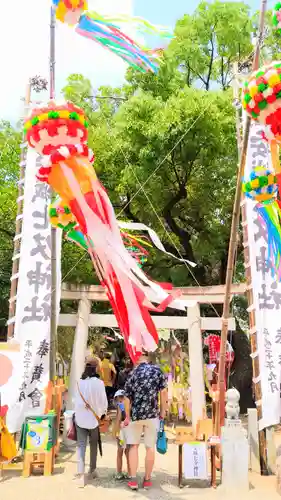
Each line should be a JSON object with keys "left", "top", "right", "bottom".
{"left": 60, "top": 282, "right": 246, "bottom": 429}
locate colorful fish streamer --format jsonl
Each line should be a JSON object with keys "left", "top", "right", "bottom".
{"left": 51, "top": 1, "right": 172, "bottom": 72}
{"left": 87, "top": 12, "right": 174, "bottom": 40}
{"left": 76, "top": 14, "right": 159, "bottom": 73}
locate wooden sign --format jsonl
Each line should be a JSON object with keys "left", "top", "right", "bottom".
{"left": 175, "top": 427, "right": 195, "bottom": 445}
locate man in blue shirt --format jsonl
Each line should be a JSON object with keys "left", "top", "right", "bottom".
{"left": 124, "top": 353, "right": 168, "bottom": 490}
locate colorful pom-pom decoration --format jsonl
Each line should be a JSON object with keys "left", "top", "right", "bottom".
{"left": 273, "top": 3, "right": 281, "bottom": 34}
{"left": 49, "top": 199, "right": 76, "bottom": 231}
{"left": 24, "top": 102, "right": 89, "bottom": 155}
{"left": 242, "top": 166, "right": 277, "bottom": 202}
{"left": 53, "top": 0, "right": 87, "bottom": 26}
{"left": 244, "top": 166, "right": 281, "bottom": 278}
{"left": 242, "top": 62, "right": 281, "bottom": 139}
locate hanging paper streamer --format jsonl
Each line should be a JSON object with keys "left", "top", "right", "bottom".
{"left": 76, "top": 14, "right": 159, "bottom": 73}
{"left": 49, "top": 198, "right": 195, "bottom": 268}
{"left": 49, "top": 198, "right": 150, "bottom": 265}
{"left": 273, "top": 3, "right": 281, "bottom": 34}
{"left": 88, "top": 12, "right": 174, "bottom": 40}
{"left": 51, "top": 1, "right": 170, "bottom": 72}
{"left": 25, "top": 102, "right": 187, "bottom": 362}
{"left": 243, "top": 166, "right": 281, "bottom": 277}
{"left": 52, "top": 0, "right": 88, "bottom": 25}
{"left": 242, "top": 62, "right": 281, "bottom": 278}
{"left": 118, "top": 221, "right": 196, "bottom": 267}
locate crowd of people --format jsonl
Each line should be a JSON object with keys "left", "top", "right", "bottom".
{"left": 74, "top": 351, "right": 168, "bottom": 489}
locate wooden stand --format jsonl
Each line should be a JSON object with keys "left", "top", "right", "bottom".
{"left": 21, "top": 379, "right": 65, "bottom": 479}
{"left": 23, "top": 449, "right": 55, "bottom": 478}
{"left": 175, "top": 421, "right": 217, "bottom": 489}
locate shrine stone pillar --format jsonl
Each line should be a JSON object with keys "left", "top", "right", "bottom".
{"left": 67, "top": 294, "right": 90, "bottom": 410}
{"left": 188, "top": 303, "right": 206, "bottom": 429}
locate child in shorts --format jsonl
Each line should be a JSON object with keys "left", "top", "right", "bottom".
{"left": 114, "top": 390, "right": 131, "bottom": 480}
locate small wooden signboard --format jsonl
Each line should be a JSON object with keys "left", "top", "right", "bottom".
{"left": 176, "top": 420, "right": 218, "bottom": 488}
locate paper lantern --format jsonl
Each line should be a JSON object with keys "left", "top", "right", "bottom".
{"left": 273, "top": 3, "right": 281, "bottom": 33}
{"left": 24, "top": 102, "right": 89, "bottom": 155}
{"left": 242, "top": 166, "right": 277, "bottom": 202}
{"left": 53, "top": 0, "right": 87, "bottom": 25}
{"left": 242, "top": 62, "right": 281, "bottom": 140}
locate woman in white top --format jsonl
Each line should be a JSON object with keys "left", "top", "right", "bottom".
{"left": 74, "top": 360, "right": 108, "bottom": 487}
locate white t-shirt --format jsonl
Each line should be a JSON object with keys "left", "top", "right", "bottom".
{"left": 74, "top": 377, "right": 108, "bottom": 429}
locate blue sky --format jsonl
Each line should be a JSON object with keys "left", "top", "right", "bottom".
{"left": 135, "top": 0, "right": 270, "bottom": 24}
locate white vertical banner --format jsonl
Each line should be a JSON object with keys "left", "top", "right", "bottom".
{"left": 245, "top": 121, "right": 281, "bottom": 430}
{"left": 5, "top": 149, "right": 61, "bottom": 433}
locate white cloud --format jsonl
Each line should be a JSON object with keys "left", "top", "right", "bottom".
{"left": 0, "top": 0, "right": 133, "bottom": 122}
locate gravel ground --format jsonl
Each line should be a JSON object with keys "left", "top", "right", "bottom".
{"left": 0, "top": 439, "right": 280, "bottom": 500}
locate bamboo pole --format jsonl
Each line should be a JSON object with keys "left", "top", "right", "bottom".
{"left": 232, "top": 64, "right": 268, "bottom": 475}
{"left": 216, "top": 0, "right": 268, "bottom": 436}
{"left": 49, "top": 5, "right": 57, "bottom": 384}
{"left": 7, "top": 84, "right": 31, "bottom": 338}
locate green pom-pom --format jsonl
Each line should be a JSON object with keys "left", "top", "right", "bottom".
{"left": 259, "top": 176, "right": 269, "bottom": 187}
{"left": 84, "top": 121, "right": 89, "bottom": 128}
{"left": 244, "top": 81, "right": 249, "bottom": 88}
{"left": 274, "top": 2, "right": 281, "bottom": 10}
{"left": 69, "top": 112, "right": 79, "bottom": 120}
{"left": 251, "top": 111, "right": 259, "bottom": 118}
{"left": 48, "top": 111, "right": 59, "bottom": 119}
{"left": 275, "top": 63, "right": 281, "bottom": 69}
{"left": 64, "top": 222, "right": 76, "bottom": 232}
{"left": 258, "top": 100, "right": 267, "bottom": 110}
{"left": 244, "top": 93, "right": 251, "bottom": 104}
{"left": 258, "top": 83, "right": 267, "bottom": 92}
{"left": 273, "top": 15, "right": 279, "bottom": 27}
{"left": 64, "top": 207, "right": 71, "bottom": 214}
{"left": 49, "top": 208, "right": 58, "bottom": 217}
{"left": 244, "top": 181, "right": 252, "bottom": 192}
{"left": 276, "top": 91, "right": 281, "bottom": 98}
{"left": 256, "top": 71, "right": 265, "bottom": 78}
{"left": 31, "top": 116, "right": 39, "bottom": 126}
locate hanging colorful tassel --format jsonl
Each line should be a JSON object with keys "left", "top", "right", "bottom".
{"left": 256, "top": 200, "right": 281, "bottom": 278}
{"left": 243, "top": 165, "right": 281, "bottom": 277}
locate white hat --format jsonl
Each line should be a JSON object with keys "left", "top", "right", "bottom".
{"left": 114, "top": 389, "right": 125, "bottom": 398}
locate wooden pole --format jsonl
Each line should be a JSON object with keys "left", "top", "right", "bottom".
{"left": 232, "top": 66, "right": 268, "bottom": 475}
{"left": 7, "top": 84, "right": 31, "bottom": 338}
{"left": 216, "top": 0, "right": 267, "bottom": 433}
{"left": 49, "top": 5, "right": 57, "bottom": 385}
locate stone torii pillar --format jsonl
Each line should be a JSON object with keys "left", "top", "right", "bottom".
{"left": 67, "top": 293, "right": 90, "bottom": 410}
{"left": 188, "top": 303, "right": 206, "bottom": 429}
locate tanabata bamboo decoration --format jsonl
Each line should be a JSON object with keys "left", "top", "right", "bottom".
{"left": 273, "top": 3, "right": 281, "bottom": 34}
{"left": 52, "top": 0, "right": 87, "bottom": 25}
{"left": 242, "top": 62, "right": 281, "bottom": 277}
{"left": 51, "top": 1, "right": 173, "bottom": 72}
{"left": 49, "top": 197, "right": 149, "bottom": 265}
{"left": 25, "top": 102, "right": 184, "bottom": 362}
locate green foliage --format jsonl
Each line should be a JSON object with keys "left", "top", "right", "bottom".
{"left": 0, "top": 122, "right": 21, "bottom": 335}
{"left": 0, "top": 0, "right": 266, "bottom": 349}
